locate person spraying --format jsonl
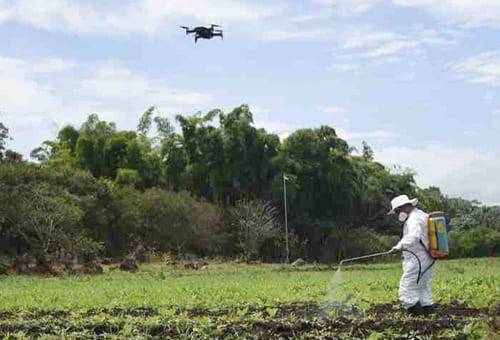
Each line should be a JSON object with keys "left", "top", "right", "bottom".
{"left": 388, "top": 195, "right": 436, "bottom": 316}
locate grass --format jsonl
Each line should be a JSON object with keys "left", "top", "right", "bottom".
{"left": 0, "top": 257, "right": 498, "bottom": 338}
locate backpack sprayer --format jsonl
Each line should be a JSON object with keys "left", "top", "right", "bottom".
{"left": 338, "top": 212, "right": 449, "bottom": 282}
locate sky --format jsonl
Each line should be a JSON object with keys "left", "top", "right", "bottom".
{"left": 0, "top": 0, "right": 499, "bottom": 204}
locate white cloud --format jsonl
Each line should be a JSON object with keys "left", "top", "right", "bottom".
{"left": 290, "top": 12, "right": 330, "bottom": 23}
{"left": 313, "top": 0, "right": 379, "bottom": 17}
{"left": 30, "top": 58, "right": 75, "bottom": 73}
{"left": 315, "top": 0, "right": 500, "bottom": 27}
{"left": 395, "top": 72, "right": 416, "bottom": 81}
{"left": 0, "top": 0, "right": 282, "bottom": 35}
{"left": 338, "top": 128, "right": 398, "bottom": 142}
{"left": 337, "top": 30, "right": 401, "bottom": 50}
{"left": 250, "top": 105, "right": 300, "bottom": 140}
{"left": 0, "top": 6, "right": 11, "bottom": 23}
{"left": 320, "top": 106, "right": 349, "bottom": 114}
{"left": 483, "top": 91, "right": 495, "bottom": 101}
{"left": 392, "top": 0, "right": 500, "bottom": 28}
{"left": 264, "top": 29, "right": 328, "bottom": 41}
{"left": 328, "top": 63, "right": 361, "bottom": 72}
{"left": 376, "top": 144, "right": 500, "bottom": 205}
{"left": 0, "top": 56, "right": 63, "bottom": 114}
{"left": 0, "top": 55, "right": 214, "bottom": 157}
{"left": 453, "top": 50, "right": 500, "bottom": 86}
{"left": 333, "top": 27, "right": 455, "bottom": 64}
{"left": 77, "top": 62, "right": 212, "bottom": 107}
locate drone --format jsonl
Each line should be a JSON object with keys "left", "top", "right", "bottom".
{"left": 180, "top": 24, "right": 223, "bottom": 43}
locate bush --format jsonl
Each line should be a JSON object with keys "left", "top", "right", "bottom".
{"left": 117, "top": 188, "right": 224, "bottom": 257}
{"left": 449, "top": 227, "right": 500, "bottom": 258}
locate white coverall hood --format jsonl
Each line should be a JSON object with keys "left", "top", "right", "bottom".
{"left": 395, "top": 208, "right": 434, "bottom": 309}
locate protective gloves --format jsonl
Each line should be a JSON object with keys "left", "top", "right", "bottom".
{"left": 390, "top": 244, "right": 402, "bottom": 253}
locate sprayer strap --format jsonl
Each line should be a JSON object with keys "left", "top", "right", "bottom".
{"left": 421, "top": 259, "right": 435, "bottom": 278}
{"left": 401, "top": 249, "right": 422, "bottom": 284}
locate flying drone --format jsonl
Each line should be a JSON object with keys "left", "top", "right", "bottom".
{"left": 180, "top": 24, "right": 223, "bottom": 43}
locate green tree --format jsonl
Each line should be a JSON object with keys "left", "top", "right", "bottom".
{"left": 278, "top": 126, "right": 356, "bottom": 222}
{"left": 220, "top": 105, "right": 280, "bottom": 202}
{"left": 177, "top": 110, "right": 224, "bottom": 200}
{"left": 7, "top": 183, "right": 103, "bottom": 267}
{"left": 137, "top": 106, "right": 155, "bottom": 137}
{"left": 361, "top": 140, "right": 374, "bottom": 161}
{"left": 115, "top": 168, "right": 140, "bottom": 188}
{"left": 417, "top": 186, "right": 447, "bottom": 212}
{"left": 75, "top": 114, "right": 116, "bottom": 177}
{"left": 57, "top": 125, "right": 79, "bottom": 154}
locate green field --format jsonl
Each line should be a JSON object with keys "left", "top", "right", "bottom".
{"left": 0, "top": 258, "right": 499, "bottom": 339}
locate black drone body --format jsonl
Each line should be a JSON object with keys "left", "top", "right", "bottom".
{"left": 180, "top": 24, "right": 223, "bottom": 43}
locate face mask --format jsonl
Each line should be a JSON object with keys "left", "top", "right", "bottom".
{"left": 398, "top": 212, "right": 409, "bottom": 222}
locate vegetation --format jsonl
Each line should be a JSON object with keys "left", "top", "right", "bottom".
{"left": 0, "top": 104, "right": 499, "bottom": 265}
{"left": 0, "top": 105, "right": 499, "bottom": 338}
{"left": 0, "top": 258, "right": 498, "bottom": 338}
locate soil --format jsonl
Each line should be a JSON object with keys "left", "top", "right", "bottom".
{"left": 0, "top": 302, "right": 497, "bottom": 338}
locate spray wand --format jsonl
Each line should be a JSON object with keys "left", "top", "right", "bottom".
{"left": 338, "top": 250, "right": 393, "bottom": 270}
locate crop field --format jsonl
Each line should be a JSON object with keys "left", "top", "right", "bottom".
{"left": 0, "top": 258, "right": 498, "bottom": 339}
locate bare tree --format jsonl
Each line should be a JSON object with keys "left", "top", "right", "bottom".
{"left": 230, "top": 200, "right": 280, "bottom": 261}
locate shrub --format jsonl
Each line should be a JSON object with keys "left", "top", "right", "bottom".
{"left": 449, "top": 227, "right": 500, "bottom": 258}
{"left": 122, "top": 189, "right": 224, "bottom": 256}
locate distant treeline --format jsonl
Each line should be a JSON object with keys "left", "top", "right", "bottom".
{"left": 0, "top": 105, "right": 498, "bottom": 269}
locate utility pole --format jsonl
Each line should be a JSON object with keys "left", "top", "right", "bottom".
{"left": 283, "top": 173, "right": 290, "bottom": 264}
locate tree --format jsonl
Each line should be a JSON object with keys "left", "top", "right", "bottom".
{"left": 160, "top": 135, "right": 187, "bottom": 191}
{"left": 0, "top": 122, "right": 9, "bottom": 162}
{"left": 104, "top": 131, "right": 137, "bottom": 178}
{"left": 230, "top": 200, "right": 281, "bottom": 261}
{"left": 176, "top": 110, "right": 225, "bottom": 200}
{"left": 278, "top": 126, "right": 356, "bottom": 222}
{"left": 137, "top": 106, "right": 156, "bottom": 137}
{"left": 8, "top": 183, "right": 103, "bottom": 267}
{"left": 75, "top": 114, "right": 117, "bottom": 177}
{"left": 154, "top": 115, "right": 175, "bottom": 140}
{"left": 3, "top": 150, "right": 23, "bottom": 163}
{"left": 115, "top": 168, "right": 140, "bottom": 188}
{"left": 361, "top": 141, "right": 374, "bottom": 161}
{"left": 417, "top": 186, "right": 447, "bottom": 212}
{"left": 220, "top": 105, "right": 280, "bottom": 203}
{"left": 57, "top": 125, "right": 79, "bottom": 153}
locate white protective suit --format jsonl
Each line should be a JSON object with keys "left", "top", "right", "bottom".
{"left": 394, "top": 208, "right": 434, "bottom": 309}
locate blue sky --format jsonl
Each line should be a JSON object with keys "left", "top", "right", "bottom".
{"left": 0, "top": 0, "right": 499, "bottom": 204}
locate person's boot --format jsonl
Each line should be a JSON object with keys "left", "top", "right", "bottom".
{"left": 407, "top": 302, "right": 423, "bottom": 316}
{"left": 422, "top": 304, "right": 436, "bottom": 316}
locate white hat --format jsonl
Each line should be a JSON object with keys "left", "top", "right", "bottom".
{"left": 388, "top": 194, "right": 418, "bottom": 215}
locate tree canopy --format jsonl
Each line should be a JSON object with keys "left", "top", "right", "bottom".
{"left": 0, "top": 105, "right": 497, "bottom": 264}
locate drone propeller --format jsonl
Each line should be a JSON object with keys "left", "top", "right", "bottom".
{"left": 211, "top": 24, "right": 221, "bottom": 27}
{"left": 180, "top": 26, "right": 189, "bottom": 35}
